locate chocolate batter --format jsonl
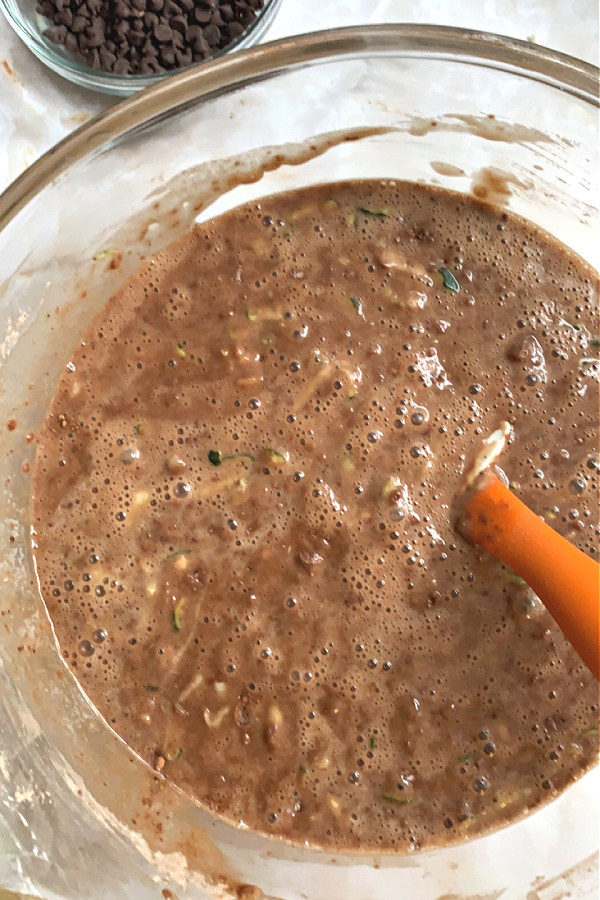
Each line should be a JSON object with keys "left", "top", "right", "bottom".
{"left": 32, "top": 181, "right": 599, "bottom": 852}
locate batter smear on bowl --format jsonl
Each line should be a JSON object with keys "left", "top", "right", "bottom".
{"left": 32, "top": 181, "right": 599, "bottom": 852}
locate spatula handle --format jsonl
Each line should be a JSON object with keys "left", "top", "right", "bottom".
{"left": 464, "top": 472, "right": 599, "bottom": 680}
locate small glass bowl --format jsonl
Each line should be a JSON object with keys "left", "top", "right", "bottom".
{"left": 0, "top": 0, "right": 282, "bottom": 95}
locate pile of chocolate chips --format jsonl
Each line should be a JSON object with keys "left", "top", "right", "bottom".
{"left": 37, "top": 0, "right": 267, "bottom": 75}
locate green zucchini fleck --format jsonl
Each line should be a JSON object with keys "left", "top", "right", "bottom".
{"left": 93, "top": 248, "right": 119, "bottom": 261}
{"left": 357, "top": 206, "right": 388, "bottom": 218}
{"left": 265, "top": 449, "right": 286, "bottom": 463}
{"left": 506, "top": 571, "right": 526, "bottom": 585}
{"left": 209, "top": 450, "right": 255, "bottom": 467}
{"left": 456, "top": 751, "right": 479, "bottom": 764}
{"left": 437, "top": 267, "right": 460, "bottom": 293}
{"left": 381, "top": 794, "right": 412, "bottom": 805}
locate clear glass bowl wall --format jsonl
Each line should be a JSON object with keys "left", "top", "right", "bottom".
{"left": 0, "top": 25, "right": 598, "bottom": 900}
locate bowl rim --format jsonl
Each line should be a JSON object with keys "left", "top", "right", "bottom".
{"left": 0, "top": 0, "right": 283, "bottom": 94}
{"left": 0, "top": 22, "right": 598, "bottom": 873}
{"left": 0, "top": 23, "right": 598, "bottom": 229}
{"left": 0, "top": 23, "right": 598, "bottom": 231}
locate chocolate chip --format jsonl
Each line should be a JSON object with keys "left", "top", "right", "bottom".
{"left": 195, "top": 40, "right": 210, "bottom": 56}
{"left": 238, "top": 5, "right": 254, "bottom": 25}
{"left": 174, "top": 46, "right": 191, "bottom": 66}
{"left": 87, "top": 29, "right": 105, "bottom": 47}
{"left": 57, "top": 9, "right": 73, "bottom": 26}
{"left": 71, "top": 14, "right": 88, "bottom": 32}
{"left": 203, "top": 23, "right": 220, "bottom": 45}
{"left": 113, "top": 57, "right": 131, "bottom": 73}
{"left": 154, "top": 22, "right": 172, "bottom": 40}
{"left": 193, "top": 5, "right": 211, "bottom": 23}
{"left": 99, "top": 46, "right": 116, "bottom": 67}
{"left": 44, "top": 24, "right": 67, "bottom": 42}
{"left": 159, "top": 44, "right": 175, "bottom": 64}
{"left": 86, "top": 47, "right": 100, "bottom": 67}
{"left": 226, "top": 20, "right": 244, "bottom": 39}
{"left": 170, "top": 14, "right": 186, "bottom": 33}
{"left": 39, "top": 0, "right": 266, "bottom": 75}
{"left": 187, "top": 24, "right": 208, "bottom": 51}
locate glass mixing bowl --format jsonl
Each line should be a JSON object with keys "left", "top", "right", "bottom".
{"left": 0, "top": 24, "right": 598, "bottom": 900}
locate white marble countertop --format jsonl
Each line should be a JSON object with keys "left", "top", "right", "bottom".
{"left": 0, "top": 0, "right": 598, "bottom": 195}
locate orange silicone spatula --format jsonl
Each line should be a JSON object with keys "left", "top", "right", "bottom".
{"left": 461, "top": 426, "right": 600, "bottom": 680}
